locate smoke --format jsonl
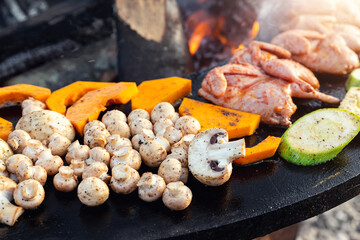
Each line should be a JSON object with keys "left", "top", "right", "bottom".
{"left": 250, "top": 0, "right": 360, "bottom": 42}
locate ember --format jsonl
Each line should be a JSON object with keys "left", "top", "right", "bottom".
{"left": 178, "top": 0, "right": 258, "bottom": 71}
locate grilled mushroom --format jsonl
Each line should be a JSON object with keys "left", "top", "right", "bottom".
{"left": 110, "top": 164, "right": 140, "bottom": 194}
{"left": 110, "top": 147, "right": 141, "bottom": 170}
{"left": 21, "top": 98, "right": 46, "bottom": 116}
{"left": 175, "top": 116, "right": 201, "bottom": 135}
{"left": 188, "top": 128, "right": 245, "bottom": 186}
{"left": 102, "top": 110, "right": 130, "bottom": 138}
{"left": 86, "top": 147, "right": 111, "bottom": 166}
{"left": 48, "top": 133, "right": 71, "bottom": 156}
{"left": 7, "top": 130, "right": 31, "bottom": 154}
{"left": 77, "top": 177, "right": 109, "bottom": 207}
{"left": 53, "top": 166, "right": 78, "bottom": 192}
{"left": 158, "top": 158, "right": 182, "bottom": 184}
{"left": 65, "top": 140, "right": 90, "bottom": 164}
{"left": 162, "top": 181, "right": 192, "bottom": 210}
{"left": 13, "top": 179, "right": 45, "bottom": 209}
{"left": 128, "top": 109, "right": 150, "bottom": 123}
{"left": 150, "top": 102, "right": 176, "bottom": 123}
{"left": 137, "top": 172, "right": 166, "bottom": 202}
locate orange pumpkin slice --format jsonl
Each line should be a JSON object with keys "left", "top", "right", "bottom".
{"left": 46, "top": 81, "right": 116, "bottom": 115}
{"left": 234, "top": 136, "right": 281, "bottom": 165}
{"left": 179, "top": 98, "right": 261, "bottom": 139}
{"left": 0, "top": 117, "right": 13, "bottom": 141}
{"left": 0, "top": 84, "right": 51, "bottom": 105}
{"left": 66, "top": 82, "right": 138, "bottom": 135}
{"left": 131, "top": 77, "right": 191, "bottom": 113}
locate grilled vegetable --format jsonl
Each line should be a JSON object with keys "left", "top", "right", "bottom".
{"left": 346, "top": 68, "right": 360, "bottom": 91}
{"left": 339, "top": 87, "right": 360, "bottom": 116}
{"left": 0, "top": 118, "right": 13, "bottom": 141}
{"left": 0, "top": 84, "right": 50, "bottom": 106}
{"left": 278, "top": 108, "right": 360, "bottom": 165}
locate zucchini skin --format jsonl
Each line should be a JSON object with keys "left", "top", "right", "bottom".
{"left": 278, "top": 108, "right": 360, "bottom": 165}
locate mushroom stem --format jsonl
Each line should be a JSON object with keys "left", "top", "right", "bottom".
{"left": 207, "top": 139, "right": 245, "bottom": 162}
{"left": 0, "top": 198, "right": 24, "bottom": 226}
{"left": 7, "top": 139, "right": 19, "bottom": 151}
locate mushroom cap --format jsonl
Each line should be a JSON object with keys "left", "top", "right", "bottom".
{"left": 65, "top": 140, "right": 90, "bottom": 164}
{"left": 154, "top": 118, "right": 174, "bottom": 135}
{"left": 16, "top": 162, "right": 47, "bottom": 186}
{"left": 128, "top": 109, "right": 150, "bottom": 123}
{"left": 105, "top": 121, "right": 130, "bottom": 138}
{"left": 102, "top": 110, "right": 127, "bottom": 125}
{"left": 82, "top": 162, "right": 110, "bottom": 182}
{"left": 163, "top": 127, "right": 183, "bottom": 145}
{"left": 53, "top": 166, "right": 78, "bottom": 192}
{"left": 105, "top": 135, "right": 132, "bottom": 156}
{"left": 188, "top": 128, "right": 245, "bottom": 186}
{"left": 180, "top": 168, "right": 189, "bottom": 184}
{"left": 131, "top": 129, "right": 155, "bottom": 151}
{"left": 7, "top": 130, "right": 31, "bottom": 154}
{"left": 175, "top": 116, "right": 201, "bottom": 135}
{"left": 13, "top": 179, "right": 45, "bottom": 209}
{"left": 158, "top": 158, "right": 182, "bottom": 184}
{"left": 110, "top": 148, "right": 141, "bottom": 170}
{"left": 0, "top": 161, "right": 9, "bottom": 178}
{"left": 77, "top": 177, "right": 109, "bottom": 206}
{"left": 139, "top": 140, "right": 167, "bottom": 167}
{"left": 154, "top": 136, "right": 170, "bottom": 152}
{"left": 129, "top": 118, "right": 153, "bottom": 136}
{"left": 162, "top": 181, "right": 192, "bottom": 211}
{"left": 137, "top": 172, "right": 166, "bottom": 202}
{"left": 84, "top": 125, "right": 110, "bottom": 148}
{"left": 35, "top": 149, "right": 64, "bottom": 175}
{"left": 6, "top": 154, "right": 33, "bottom": 174}
{"left": 22, "top": 139, "right": 47, "bottom": 163}
{"left": 110, "top": 164, "right": 140, "bottom": 194}
{"left": 0, "top": 139, "right": 13, "bottom": 162}
{"left": 48, "top": 133, "right": 71, "bottom": 156}
{"left": 16, "top": 110, "right": 75, "bottom": 143}
{"left": 84, "top": 120, "right": 106, "bottom": 134}
{"left": 0, "top": 175, "right": 17, "bottom": 200}
{"left": 167, "top": 146, "right": 188, "bottom": 168}
{"left": 86, "top": 147, "right": 111, "bottom": 166}
{"left": 150, "top": 102, "right": 175, "bottom": 123}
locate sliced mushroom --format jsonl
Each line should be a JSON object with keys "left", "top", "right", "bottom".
{"left": 53, "top": 166, "right": 78, "bottom": 192}
{"left": 65, "top": 140, "right": 90, "bottom": 164}
{"left": 128, "top": 109, "right": 150, "bottom": 123}
{"left": 77, "top": 177, "right": 109, "bottom": 207}
{"left": 110, "top": 164, "right": 140, "bottom": 194}
{"left": 137, "top": 172, "right": 166, "bottom": 202}
{"left": 0, "top": 176, "right": 24, "bottom": 226}
{"left": 110, "top": 147, "right": 141, "bottom": 170}
{"left": 7, "top": 130, "right": 31, "bottom": 154}
{"left": 150, "top": 102, "right": 176, "bottom": 123}
{"left": 105, "top": 135, "right": 132, "bottom": 156}
{"left": 188, "top": 128, "right": 245, "bottom": 186}
{"left": 175, "top": 116, "right": 201, "bottom": 135}
{"left": 86, "top": 147, "right": 110, "bottom": 166}
{"left": 158, "top": 158, "right": 182, "bottom": 184}
{"left": 13, "top": 179, "right": 45, "bottom": 209}
{"left": 47, "top": 133, "right": 71, "bottom": 156}
{"left": 35, "top": 149, "right": 64, "bottom": 175}
{"left": 162, "top": 181, "right": 192, "bottom": 211}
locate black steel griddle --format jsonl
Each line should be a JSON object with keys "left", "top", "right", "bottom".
{"left": 1, "top": 68, "right": 359, "bottom": 240}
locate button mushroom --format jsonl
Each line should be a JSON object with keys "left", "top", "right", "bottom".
{"left": 102, "top": 110, "right": 130, "bottom": 138}
{"left": 110, "top": 164, "right": 140, "bottom": 194}
{"left": 22, "top": 139, "right": 47, "bottom": 163}
{"left": 0, "top": 161, "right": 9, "bottom": 178}
{"left": 110, "top": 147, "right": 141, "bottom": 170}
{"left": 131, "top": 129, "right": 155, "bottom": 151}
{"left": 35, "top": 149, "right": 64, "bottom": 176}
{"left": 84, "top": 120, "right": 106, "bottom": 134}
{"left": 77, "top": 177, "right": 109, "bottom": 207}
{"left": 158, "top": 158, "right": 182, "bottom": 184}
{"left": 129, "top": 118, "right": 153, "bottom": 136}
{"left": 105, "top": 135, "right": 132, "bottom": 156}
{"left": 16, "top": 110, "right": 75, "bottom": 143}
{"left": 153, "top": 118, "right": 174, "bottom": 136}
{"left": 137, "top": 172, "right": 166, "bottom": 202}
{"left": 150, "top": 102, "right": 176, "bottom": 123}
{"left": 21, "top": 97, "right": 46, "bottom": 116}
{"left": 82, "top": 162, "right": 110, "bottom": 183}
{"left": 13, "top": 179, "right": 45, "bottom": 209}
{"left": 188, "top": 128, "right": 245, "bottom": 186}
{"left": 128, "top": 109, "right": 150, "bottom": 123}
{"left": 7, "top": 130, "right": 31, "bottom": 154}
{"left": 175, "top": 116, "right": 201, "bottom": 135}
{"left": 162, "top": 181, "right": 192, "bottom": 211}
{"left": 47, "top": 133, "right": 71, "bottom": 156}
{"left": 167, "top": 144, "right": 188, "bottom": 168}
{"left": 70, "top": 159, "right": 85, "bottom": 178}
{"left": 162, "top": 127, "right": 182, "bottom": 145}
{"left": 53, "top": 166, "right": 78, "bottom": 192}
{"left": 0, "top": 176, "right": 24, "bottom": 226}
{"left": 139, "top": 139, "right": 168, "bottom": 167}
{"left": 86, "top": 147, "right": 110, "bottom": 166}
{"left": 84, "top": 124, "right": 110, "bottom": 149}
{"left": 65, "top": 140, "right": 90, "bottom": 164}
{"left": 0, "top": 139, "right": 13, "bottom": 162}
{"left": 180, "top": 168, "right": 189, "bottom": 184}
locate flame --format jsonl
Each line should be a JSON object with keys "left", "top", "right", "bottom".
{"left": 188, "top": 21, "right": 211, "bottom": 55}
{"left": 251, "top": 21, "right": 260, "bottom": 39}
{"left": 231, "top": 44, "right": 245, "bottom": 54}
